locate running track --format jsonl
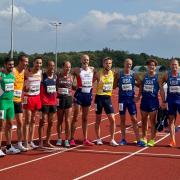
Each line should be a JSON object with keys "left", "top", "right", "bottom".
{"left": 0, "top": 90, "right": 180, "bottom": 180}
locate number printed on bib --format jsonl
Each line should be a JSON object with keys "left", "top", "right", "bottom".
{"left": 0, "top": 110, "right": 4, "bottom": 119}
{"left": 47, "top": 85, "right": 56, "bottom": 93}
{"left": 103, "top": 84, "right": 112, "bottom": 92}
{"left": 5, "top": 83, "right": 14, "bottom": 91}
{"left": 169, "top": 86, "right": 180, "bottom": 93}
{"left": 14, "top": 90, "right": 22, "bottom": 97}
{"left": 122, "top": 84, "right": 132, "bottom": 91}
{"left": 119, "top": 103, "right": 124, "bottom": 111}
{"left": 143, "top": 85, "right": 154, "bottom": 93}
{"left": 82, "top": 80, "right": 92, "bottom": 87}
{"left": 58, "top": 88, "right": 69, "bottom": 95}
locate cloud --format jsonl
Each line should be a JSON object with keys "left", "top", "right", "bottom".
{"left": 19, "top": 0, "right": 63, "bottom": 4}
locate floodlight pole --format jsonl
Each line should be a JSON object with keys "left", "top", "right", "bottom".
{"left": 10, "top": 0, "right": 14, "bottom": 58}
{"left": 50, "top": 22, "right": 62, "bottom": 71}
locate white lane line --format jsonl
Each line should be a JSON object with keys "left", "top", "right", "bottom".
{"left": 74, "top": 133, "right": 170, "bottom": 180}
{"left": 0, "top": 112, "right": 121, "bottom": 172}
{"left": 73, "top": 149, "right": 180, "bottom": 158}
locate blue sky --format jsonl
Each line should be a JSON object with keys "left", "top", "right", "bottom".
{"left": 0, "top": 0, "right": 180, "bottom": 58}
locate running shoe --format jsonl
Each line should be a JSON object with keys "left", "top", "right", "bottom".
{"left": 70, "top": 139, "right": 76, "bottom": 146}
{"left": 6, "top": 145, "right": 21, "bottom": 155}
{"left": 17, "top": 142, "right": 28, "bottom": 152}
{"left": 110, "top": 139, "right": 118, "bottom": 147}
{"left": 0, "top": 149, "right": 6, "bottom": 157}
{"left": 64, "top": 140, "right": 70, "bottom": 148}
{"left": 147, "top": 139, "right": 155, "bottom": 147}
{"left": 169, "top": 140, "right": 176, "bottom": 147}
{"left": 56, "top": 139, "right": 62, "bottom": 146}
{"left": 30, "top": 141, "right": 38, "bottom": 149}
{"left": 141, "top": 138, "right": 147, "bottom": 144}
{"left": 137, "top": 140, "right": 146, "bottom": 147}
{"left": 83, "top": 139, "right": 94, "bottom": 146}
{"left": 96, "top": 139, "right": 103, "bottom": 145}
{"left": 119, "top": 139, "right": 127, "bottom": 146}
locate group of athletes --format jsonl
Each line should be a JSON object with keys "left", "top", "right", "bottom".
{"left": 0, "top": 53, "right": 179, "bottom": 157}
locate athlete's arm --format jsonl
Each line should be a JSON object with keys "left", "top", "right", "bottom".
{"left": 134, "top": 73, "right": 142, "bottom": 102}
{"left": 159, "top": 73, "right": 168, "bottom": 106}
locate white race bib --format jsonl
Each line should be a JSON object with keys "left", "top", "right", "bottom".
{"left": 103, "top": 84, "right": 112, "bottom": 92}
{"left": 169, "top": 86, "right": 180, "bottom": 93}
{"left": 122, "top": 84, "right": 132, "bottom": 91}
{"left": 0, "top": 110, "right": 4, "bottom": 119}
{"left": 47, "top": 85, "right": 56, "bottom": 93}
{"left": 82, "top": 80, "right": 92, "bottom": 87}
{"left": 81, "top": 87, "right": 91, "bottom": 93}
{"left": 14, "top": 90, "right": 22, "bottom": 97}
{"left": 5, "top": 83, "right": 14, "bottom": 91}
{"left": 119, "top": 103, "right": 124, "bottom": 111}
{"left": 143, "top": 85, "right": 154, "bottom": 93}
{"left": 58, "top": 88, "right": 69, "bottom": 95}
{"left": 23, "top": 96, "right": 28, "bottom": 105}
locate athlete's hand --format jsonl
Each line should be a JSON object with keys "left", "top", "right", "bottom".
{"left": 161, "top": 102, "right": 167, "bottom": 109}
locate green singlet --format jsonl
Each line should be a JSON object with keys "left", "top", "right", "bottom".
{"left": 0, "top": 72, "right": 15, "bottom": 120}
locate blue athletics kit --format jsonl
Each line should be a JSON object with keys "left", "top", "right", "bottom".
{"left": 140, "top": 73, "right": 159, "bottom": 112}
{"left": 118, "top": 71, "right": 136, "bottom": 115}
{"left": 166, "top": 71, "right": 180, "bottom": 115}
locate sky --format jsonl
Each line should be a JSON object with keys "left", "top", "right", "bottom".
{"left": 0, "top": 0, "right": 180, "bottom": 58}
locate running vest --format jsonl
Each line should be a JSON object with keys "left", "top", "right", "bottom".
{"left": 167, "top": 71, "right": 180, "bottom": 98}
{"left": 56, "top": 72, "right": 73, "bottom": 96}
{"left": 41, "top": 73, "right": 57, "bottom": 94}
{"left": 13, "top": 68, "right": 24, "bottom": 102}
{"left": 142, "top": 73, "right": 159, "bottom": 98}
{"left": 0, "top": 72, "right": 15, "bottom": 100}
{"left": 96, "top": 69, "right": 114, "bottom": 96}
{"left": 118, "top": 70, "right": 135, "bottom": 98}
{"left": 24, "top": 70, "right": 42, "bottom": 96}
{"left": 77, "top": 67, "right": 93, "bottom": 93}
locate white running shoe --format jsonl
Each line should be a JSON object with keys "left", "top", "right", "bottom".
{"left": 0, "top": 149, "right": 6, "bottom": 157}
{"left": 56, "top": 139, "right": 62, "bottom": 146}
{"left": 6, "top": 145, "right": 21, "bottom": 154}
{"left": 17, "top": 142, "right": 28, "bottom": 152}
{"left": 96, "top": 139, "right": 103, "bottom": 145}
{"left": 30, "top": 141, "right": 38, "bottom": 149}
{"left": 110, "top": 139, "right": 118, "bottom": 147}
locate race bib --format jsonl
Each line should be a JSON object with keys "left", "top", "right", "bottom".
{"left": 14, "top": 90, "right": 22, "bottom": 98}
{"left": 119, "top": 103, "right": 124, "bottom": 111}
{"left": 23, "top": 96, "right": 28, "bottom": 105}
{"left": 169, "top": 86, "right": 180, "bottom": 93}
{"left": 82, "top": 80, "right": 92, "bottom": 87}
{"left": 47, "top": 85, "right": 56, "bottom": 93}
{"left": 122, "top": 84, "right": 132, "bottom": 91}
{"left": 143, "top": 85, "right": 154, "bottom": 93}
{"left": 103, "top": 84, "right": 112, "bottom": 92}
{"left": 81, "top": 87, "right": 91, "bottom": 93}
{"left": 5, "top": 83, "right": 14, "bottom": 91}
{"left": 0, "top": 110, "right": 4, "bottom": 119}
{"left": 58, "top": 88, "right": 69, "bottom": 95}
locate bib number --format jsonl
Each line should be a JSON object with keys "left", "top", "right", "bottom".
{"left": 169, "top": 86, "right": 180, "bottom": 93}
{"left": 47, "top": 85, "right": 56, "bottom": 93}
{"left": 119, "top": 103, "right": 124, "bottom": 111}
{"left": 0, "top": 110, "right": 4, "bottom": 119}
{"left": 58, "top": 88, "right": 69, "bottom": 95}
{"left": 14, "top": 90, "right": 22, "bottom": 98}
{"left": 143, "top": 85, "right": 154, "bottom": 93}
{"left": 5, "top": 83, "right": 14, "bottom": 91}
{"left": 122, "top": 84, "right": 132, "bottom": 91}
{"left": 103, "top": 84, "right": 112, "bottom": 92}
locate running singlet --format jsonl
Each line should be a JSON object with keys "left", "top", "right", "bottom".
{"left": 167, "top": 71, "right": 180, "bottom": 98}
{"left": 0, "top": 72, "right": 15, "bottom": 100}
{"left": 13, "top": 68, "right": 24, "bottom": 102}
{"left": 57, "top": 72, "right": 73, "bottom": 96}
{"left": 142, "top": 73, "right": 159, "bottom": 98}
{"left": 96, "top": 70, "right": 114, "bottom": 96}
{"left": 118, "top": 71, "right": 135, "bottom": 98}
{"left": 41, "top": 73, "right": 57, "bottom": 105}
{"left": 24, "top": 70, "right": 42, "bottom": 96}
{"left": 77, "top": 68, "right": 93, "bottom": 93}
